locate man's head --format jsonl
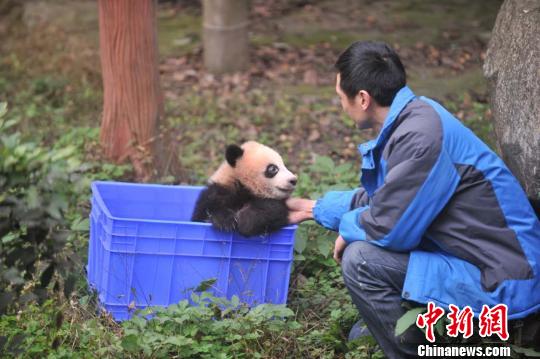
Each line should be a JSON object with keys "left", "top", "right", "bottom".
{"left": 335, "top": 41, "right": 406, "bottom": 129}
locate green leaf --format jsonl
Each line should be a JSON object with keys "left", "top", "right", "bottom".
{"left": 316, "top": 236, "right": 333, "bottom": 257}
{"left": 395, "top": 307, "right": 425, "bottom": 336}
{"left": 71, "top": 218, "right": 89, "bottom": 232}
{"left": 26, "top": 186, "right": 40, "bottom": 208}
{"left": 330, "top": 309, "right": 342, "bottom": 320}
{"left": 294, "top": 254, "right": 305, "bottom": 261}
{"left": 0, "top": 102, "right": 7, "bottom": 118}
{"left": 316, "top": 156, "right": 334, "bottom": 169}
{"left": 294, "top": 227, "right": 307, "bottom": 254}
{"left": 511, "top": 345, "right": 540, "bottom": 357}
{"left": 231, "top": 295, "right": 239, "bottom": 308}
{"left": 320, "top": 257, "right": 337, "bottom": 267}
{"left": 335, "top": 163, "right": 352, "bottom": 174}
{"left": 3, "top": 268, "right": 24, "bottom": 285}
{"left": 78, "top": 295, "right": 89, "bottom": 306}
{"left": 164, "top": 335, "right": 191, "bottom": 347}
{"left": 1, "top": 232, "right": 17, "bottom": 244}
{"left": 129, "top": 315, "right": 147, "bottom": 330}
{"left": 50, "top": 145, "right": 75, "bottom": 161}
{"left": 434, "top": 316, "right": 445, "bottom": 337}
{"left": 46, "top": 196, "right": 67, "bottom": 220}
{"left": 121, "top": 334, "right": 139, "bottom": 352}
{"left": 190, "top": 292, "right": 200, "bottom": 303}
{"left": 194, "top": 278, "right": 217, "bottom": 292}
{"left": 1, "top": 119, "right": 18, "bottom": 130}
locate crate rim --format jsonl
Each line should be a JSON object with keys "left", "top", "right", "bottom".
{"left": 91, "top": 180, "right": 298, "bottom": 230}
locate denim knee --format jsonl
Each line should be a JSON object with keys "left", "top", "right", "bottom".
{"left": 341, "top": 240, "right": 409, "bottom": 291}
{"left": 341, "top": 241, "right": 374, "bottom": 282}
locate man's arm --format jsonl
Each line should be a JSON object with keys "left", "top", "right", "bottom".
{"left": 339, "top": 130, "right": 461, "bottom": 251}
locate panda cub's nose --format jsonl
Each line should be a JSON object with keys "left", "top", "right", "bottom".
{"left": 289, "top": 178, "right": 297, "bottom": 186}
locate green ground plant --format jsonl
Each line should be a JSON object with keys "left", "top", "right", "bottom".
{"left": 119, "top": 292, "right": 300, "bottom": 358}
{"left": 0, "top": 101, "right": 84, "bottom": 313}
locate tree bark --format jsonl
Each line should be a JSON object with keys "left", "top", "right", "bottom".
{"left": 98, "top": 0, "right": 163, "bottom": 179}
{"left": 203, "top": 0, "right": 248, "bottom": 74}
{"left": 483, "top": 0, "right": 540, "bottom": 198}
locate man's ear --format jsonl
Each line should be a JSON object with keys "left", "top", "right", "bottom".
{"left": 357, "top": 90, "right": 371, "bottom": 110}
{"left": 226, "top": 144, "right": 244, "bottom": 167}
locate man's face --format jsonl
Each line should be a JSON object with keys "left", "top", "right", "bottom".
{"left": 335, "top": 73, "right": 371, "bottom": 129}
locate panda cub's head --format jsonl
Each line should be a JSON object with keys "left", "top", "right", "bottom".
{"left": 210, "top": 141, "right": 297, "bottom": 200}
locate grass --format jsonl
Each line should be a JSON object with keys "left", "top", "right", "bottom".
{"left": 158, "top": 9, "right": 202, "bottom": 57}
{"left": 408, "top": 67, "right": 487, "bottom": 102}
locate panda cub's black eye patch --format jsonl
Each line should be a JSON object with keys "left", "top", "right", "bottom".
{"left": 264, "top": 164, "right": 279, "bottom": 178}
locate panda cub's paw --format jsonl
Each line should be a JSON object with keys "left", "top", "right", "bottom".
{"left": 207, "top": 208, "right": 239, "bottom": 233}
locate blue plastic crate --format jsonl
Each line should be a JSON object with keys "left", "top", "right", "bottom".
{"left": 87, "top": 181, "right": 297, "bottom": 321}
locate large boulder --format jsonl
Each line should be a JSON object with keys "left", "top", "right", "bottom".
{"left": 483, "top": 0, "right": 540, "bottom": 198}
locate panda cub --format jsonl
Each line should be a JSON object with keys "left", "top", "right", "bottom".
{"left": 191, "top": 141, "right": 297, "bottom": 237}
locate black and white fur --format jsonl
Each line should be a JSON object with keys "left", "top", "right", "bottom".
{"left": 191, "top": 141, "right": 297, "bottom": 237}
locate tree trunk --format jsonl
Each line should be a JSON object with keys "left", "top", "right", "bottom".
{"left": 203, "top": 0, "right": 248, "bottom": 74}
{"left": 483, "top": 0, "right": 540, "bottom": 198}
{"left": 98, "top": 0, "right": 163, "bottom": 179}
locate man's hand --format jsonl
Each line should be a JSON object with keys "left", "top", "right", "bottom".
{"left": 286, "top": 197, "right": 315, "bottom": 224}
{"left": 334, "top": 235, "right": 347, "bottom": 265}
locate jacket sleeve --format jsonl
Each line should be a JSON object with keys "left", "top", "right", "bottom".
{"left": 338, "top": 130, "right": 461, "bottom": 251}
{"left": 313, "top": 189, "right": 362, "bottom": 231}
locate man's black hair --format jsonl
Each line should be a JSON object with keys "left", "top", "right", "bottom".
{"left": 335, "top": 41, "right": 406, "bottom": 107}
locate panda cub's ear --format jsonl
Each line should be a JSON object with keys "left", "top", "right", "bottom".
{"left": 225, "top": 144, "right": 244, "bottom": 167}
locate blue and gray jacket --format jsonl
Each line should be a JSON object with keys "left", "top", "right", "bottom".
{"left": 313, "top": 86, "right": 540, "bottom": 320}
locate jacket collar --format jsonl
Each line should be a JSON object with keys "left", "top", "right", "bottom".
{"left": 358, "top": 86, "right": 416, "bottom": 160}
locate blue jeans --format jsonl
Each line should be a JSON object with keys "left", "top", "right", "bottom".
{"left": 342, "top": 241, "right": 426, "bottom": 359}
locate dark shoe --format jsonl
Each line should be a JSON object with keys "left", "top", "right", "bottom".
{"left": 348, "top": 319, "right": 372, "bottom": 341}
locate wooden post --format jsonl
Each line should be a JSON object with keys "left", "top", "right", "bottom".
{"left": 98, "top": 0, "right": 163, "bottom": 179}
{"left": 203, "top": 0, "right": 249, "bottom": 74}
